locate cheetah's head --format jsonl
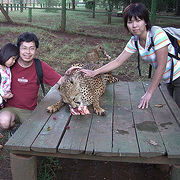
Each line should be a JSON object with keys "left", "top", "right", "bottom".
{"left": 59, "top": 75, "right": 82, "bottom": 109}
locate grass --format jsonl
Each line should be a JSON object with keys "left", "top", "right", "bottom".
{"left": 37, "top": 157, "right": 61, "bottom": 180}
{"left": 0, "top": 8, "right": 180, "bottom": 179}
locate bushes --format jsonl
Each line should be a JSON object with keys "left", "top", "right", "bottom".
{"left": 85, "top": 0, "right": 95, "bottom": 9}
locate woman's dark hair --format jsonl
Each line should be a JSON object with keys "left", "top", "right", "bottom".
{"left": 123, "top": 3, "right": 151, "bottom": 32}
{"left": 0, "top": 43, "right": 19, "bottom": 65}
{"left": 17, "top": 32, "right": 39, "bottom": 49}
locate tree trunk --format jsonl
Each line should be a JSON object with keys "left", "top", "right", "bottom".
{"left": 0, "top": 4, "right": 13, "bottom": 22}
{"left": 92, "top": 0, "right": 95, "bottom": 18}
{"left": 150, "top": 0, "right": 157, "bottom": 24}
{"left": 72, "top": 0, "right": 75, "bottom": 10}
{"left": 175, "top": 0, "right": 180, "bottom": 15}
{"left": 107, "top": 0, "right": 114, "bottom": 24}
{"left": 107, "top": 12, "right": 111, "bottom": 24}
{"left": 20, "top": 0, "right": 23, "bottom": 13}
{"left": 61, "top": 0, "right": 66, "bottom": 32}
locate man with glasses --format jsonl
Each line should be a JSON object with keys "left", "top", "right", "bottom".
{"left": 0, "top": 32, "right": 64, "bottom": 140}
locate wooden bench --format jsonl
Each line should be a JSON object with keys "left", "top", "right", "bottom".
{"left": 5, "top": 81, "right": 180, "bottom": 180}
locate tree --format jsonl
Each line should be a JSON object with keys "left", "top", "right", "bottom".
{"left": 39, "top": 0, "right": 59, "bottom": 7}
{"left": 72, "top": 0, "right": 75, "bottom": 10}
{"left": 150, "top": 0, "right": 156, "bottom": 24}
{"left": 20, "top": 0, "right": 23, "bottom": 12}
{"left": 107, "top": 0, "right": 114, "bottom": 24}
{"left": 0, "top": 4, "right": 13, "bottom": 23}
{"left": 61, "top": 0, "right": 66, "bottom": 32}
{"left": 175, "top": 0, "right": 180, "bottom": 15}
{"left": 166, "top": 0, "right": 175, "bottom": 12}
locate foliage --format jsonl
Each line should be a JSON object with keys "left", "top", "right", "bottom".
{"left": 97, "top": 0, "right": 178, "bottom": 14}
{"left": 176, "top": 0, "right": 180, "bottom": 15}
{"left": 39, "top": 0, "right": 59, "bottom": 7}
{"left": 37, "top": 157, "right": 61, "bottom": 179}
{"left": 85, "top": 0, "right": 95, "bottom": 9}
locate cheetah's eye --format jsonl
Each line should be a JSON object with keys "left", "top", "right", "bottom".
{"left": 69, "top": 80, "right": 74, "bottom": 84}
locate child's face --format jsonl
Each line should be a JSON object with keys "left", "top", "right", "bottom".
{"left": 5, "top": 55, "right": 18, "bottom": 67}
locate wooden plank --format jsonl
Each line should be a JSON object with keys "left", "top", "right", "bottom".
{"left": 143, "top": 82, "right": 180, "bottom": 158}
{"left": 5, "top": 85, "right": 61, "bottom": 151}
{"left": 58, "top": 112, "right": 93, "bottom": 154}
{"left": 129, "top": 82, "right": 166, "bottom": 158}
{"left": 112, "top": 81, "right": 139, "bottom": 157}
{"left": 31, "top": 105, "right": 70, "bottom": 153}
{"left": 159, "top": 83, "right": 180, "bottom": 126}
{"left": 85, "top": 84, "right": 114, "bottom": 156}
{"left": 10, "top": 153, "right": 37, "bottom": 180}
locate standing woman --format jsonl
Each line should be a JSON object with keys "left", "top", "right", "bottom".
{"left": 80, "top": 3, "right": 180, "bottom": 109}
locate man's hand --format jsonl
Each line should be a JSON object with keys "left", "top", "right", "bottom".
{"left": 58, "top": 76, "right": 65, "bottom": 86}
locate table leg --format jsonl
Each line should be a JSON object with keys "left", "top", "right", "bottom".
{"left": 170, "top": 165, "right": 180, "bottom": 180}
{"left": 10, "top": 153, "right": 37, "bottom": 180}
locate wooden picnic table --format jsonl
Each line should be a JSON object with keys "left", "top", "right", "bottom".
{"left": 5, "top": 81, "right": 180, "bottom": 180}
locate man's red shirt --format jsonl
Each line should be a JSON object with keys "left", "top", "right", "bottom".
{"left": 6, "top": 60, "right": 61, "bottom": 110}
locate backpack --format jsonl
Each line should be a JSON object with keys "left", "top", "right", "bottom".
{"left": 34, "top": 58, "right": 46, "bottom": 97}
{"left": 135, "top": 26, "right": 180, "bottom": 83}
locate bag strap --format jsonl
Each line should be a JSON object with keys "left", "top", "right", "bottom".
{"left": 134, "top": 40, "right": 141, "bottom": 76}
{"left": 148, "top": 37, "right": 154, "bottom": 51}
{"left": 34, "top": 58, "right": 46, "bottom": 96}
{"left": 170, "top": 59, "right": 174, "bottom": 83}
{"left": 168, "top": 53, "right": 180, "bottom": 60}
{"left": 135, "top": 37, "right": 152, "bottom": 78}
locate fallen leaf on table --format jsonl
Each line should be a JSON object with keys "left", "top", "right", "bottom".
{"left": 154, "top": 104, "right": 163, "bottom": 108}
{"left": 53, "top": 116, "right": 57, "bottom": 120}
{"left": 149, "top": 140, "right": 158, "bottom": 146}
{"left": 47, "top": 126, "right": 51, "bottom": 131}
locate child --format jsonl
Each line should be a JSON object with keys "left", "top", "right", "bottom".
{"left": 0, "top": 43, "right": 19, "bottom": 145}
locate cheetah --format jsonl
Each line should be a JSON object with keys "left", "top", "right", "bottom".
{"left": 85, "top": 44, "right": 111, "bottom": 63}
{"left": 47, "top": 63, "right": 118, "bottom": 116}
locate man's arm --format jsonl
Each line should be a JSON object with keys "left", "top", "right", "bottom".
{"left": 56, "top": 76, "right": 65, "bottom": 86}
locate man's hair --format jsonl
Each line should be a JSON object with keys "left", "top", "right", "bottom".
{"left": 0, "top": 43, "right": 19, "bottom": 65}
{"left": 17, "top": 32, "right": 39, "bottom": 49}
{"left": 123, "top": 3, "right": 151, "bottom": 32}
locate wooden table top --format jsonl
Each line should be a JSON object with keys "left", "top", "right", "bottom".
{"left": 5, "top": 81, "right": 180, "bottom": 164}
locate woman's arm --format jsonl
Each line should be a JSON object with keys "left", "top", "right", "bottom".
{"left": 138, "top": 45, "right": 168, "bottom": 109}
{"left": 80, "top": 50, "right": 132, "bottom": 77}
